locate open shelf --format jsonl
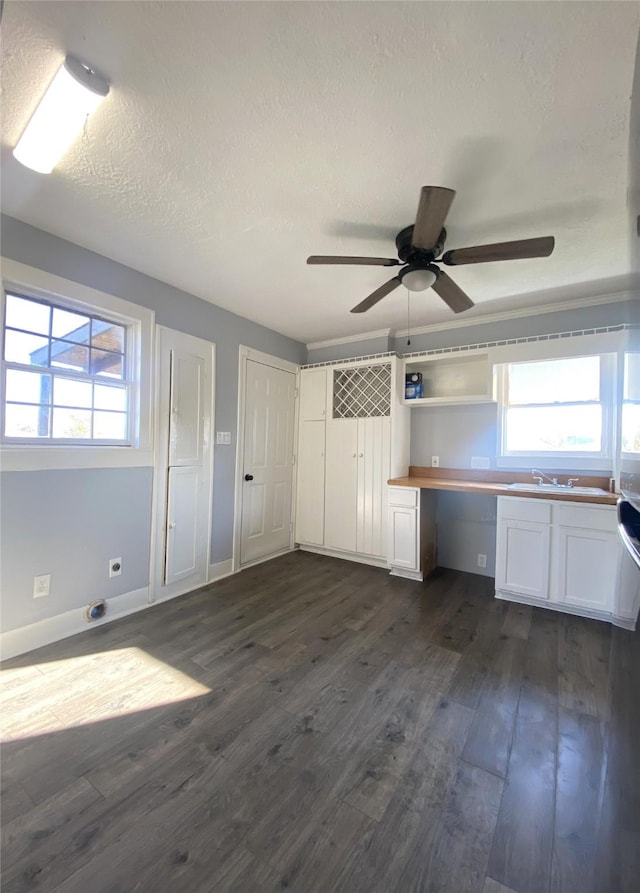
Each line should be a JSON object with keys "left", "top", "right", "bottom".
{"left": 402, "top": 351, "right": 495, "bottom": 406}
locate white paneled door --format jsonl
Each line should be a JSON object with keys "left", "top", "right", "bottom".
{"left": 240, "top": 359, "right": 296, "bottom": 565}
{"left": 154, "top": 327, "right": 214, "bottom": 598}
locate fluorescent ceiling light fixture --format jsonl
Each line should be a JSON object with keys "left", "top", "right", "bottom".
{"left": 13, "top": 55, "right": 109, "bottom": 174}
{"left": 400, "top": 265, "right": 438, "bottom": 292}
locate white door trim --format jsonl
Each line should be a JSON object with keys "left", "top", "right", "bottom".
{"left": 149, "top": 326, "right": 215, "bottom": 602}
{"left": 232, "top": 345, "right": 300, "bottom": 573}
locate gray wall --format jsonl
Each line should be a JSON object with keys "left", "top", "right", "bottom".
{"left": 1, "top": 215, "right": 305, "bottom": 633}
{"left": 0, "top": 468, "right": 152, "bottom": 629}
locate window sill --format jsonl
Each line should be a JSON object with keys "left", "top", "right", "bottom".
{"left": 0, "top": 445, "right": 154, "bottom": 472}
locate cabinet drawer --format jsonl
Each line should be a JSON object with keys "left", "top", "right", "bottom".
{"left": 498, "top": 496, "right": 552, "bottom": 524}
{"left": 388, "top": 487, "right": 418, "bottom": 508}
{"left": 554, "top": 503, "right": 617, "bottom": 533}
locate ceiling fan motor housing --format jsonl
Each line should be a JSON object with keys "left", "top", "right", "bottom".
{"left": 395, "top": 225, "right": 446, "bottom": 263}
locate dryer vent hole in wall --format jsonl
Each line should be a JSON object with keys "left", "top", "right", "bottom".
{"left": 85, "top": 599, "right": 106, "bottom": 622}
{"left": 109, "top": 558, "right": 122, "bottom": 578}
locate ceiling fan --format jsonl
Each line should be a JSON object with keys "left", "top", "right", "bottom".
{"left": 307, "top": 186, "right": 555, "bottom": 314}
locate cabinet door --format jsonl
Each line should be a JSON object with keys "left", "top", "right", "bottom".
{"left": 496, "top": 518, "right": 551, "bottom": 599}
{"left": 295, "top": 420, "right": 325, "bottom": 546}
{"left": 324, "top": 418, "right": 358, "bottom": 552}
{"left": 388, "top": 506, "right": 418, "bottom": 570}
{"left": 356, "top": 416, "right": 391, "bottom": 557}
{"left": 299, "top": 369, "right": 327, "bottom": 421}
{"left": 553, "top": 526, "right": 619, "bottom": 611}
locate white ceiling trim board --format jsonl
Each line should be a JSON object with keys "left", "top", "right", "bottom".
{"left": 393, "top": 290, "right": 638, "bottom": 339}
{"left": 306, "top": 328, "right": 392, "bottom": 351}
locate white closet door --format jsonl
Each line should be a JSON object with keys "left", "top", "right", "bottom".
{"left": 295, "top": 419, "right": 325, "bottom": 545}
{"left": 324, "top": 418, "right": 358, "bottom": 552}
{"left": 356, "top": 416, "right": 391, "bottom": 557}
{"left": 168, "top": 350, "right": 205, "bottom": 467}
{"left": 240, "top": 360, "right": 296, "bottom": 565}
{"left": 165, "top": 466, "right": 201, "bottom": 584}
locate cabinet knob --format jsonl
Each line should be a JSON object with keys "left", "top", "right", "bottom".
{"left": 352, "top": 453, "right": 357, "bottom": 458}
{"left": 359, "top": 452, "right": 364, "bottom": 458}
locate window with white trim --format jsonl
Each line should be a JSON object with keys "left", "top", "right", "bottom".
{"left": 497, "top": 353, "right": 615, "bottom": 465}
{"left": 2, "top": 291, "right": 134, "bottom": 444}
{"left": 622, "top": 352, "right": 640, "bottom": 454}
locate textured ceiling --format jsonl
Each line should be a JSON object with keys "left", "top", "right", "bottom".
{"left": 1, "top": 1, "right": 639, "bottom": 343}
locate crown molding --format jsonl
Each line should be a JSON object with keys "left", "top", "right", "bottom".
{"left": 393, "top": 290, "right": 638, "bottom": 339}
{"left": 307, "top": 328, "right": 392, "bottom": 351}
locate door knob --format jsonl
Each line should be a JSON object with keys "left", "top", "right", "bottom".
{"left": 244, "top": 473, "right": 254, "bottom": 481}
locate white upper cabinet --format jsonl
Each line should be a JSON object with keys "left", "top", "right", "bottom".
{"left": 298, "top": 368, "right": 327, "bottom": 420}
{"left": 402, "top": 350, "right": 496, "bottom": 407}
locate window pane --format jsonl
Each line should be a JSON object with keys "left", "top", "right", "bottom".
{"left": 5, "top": 294, "right": 50, "bottom": 335}
{"left": 624, "top": 354, "right": 640, "bottom": 401}
{"left": 53, "top": 377, "right": 92, "bottom": 409}
{"left": 50, "top": 341, "right": 89, "bottom": 373}
{"left": 91, "top": 320, "right": 125, "bottom": 353}
{"left": 91, "top": 349, "right": 124, "bottom": 379}
{"left": 508, "top": 356, "right": 600, "bottom": 405}
{"left": 506, "top": 405, "right": 602, "bottom": 452}
{"left": 93, "top": 411, "right": 127, "bottom": 440}
{"left": 622, "top": 403, "right": 640, "bottom": 453}
{"left": 51, "top": 308, "right": 90, "bottom": 342}
{"left": 94, "top": 383, "right": 127, "bottom": 411}
{"left": 52, "top": 407, "right": 92, "bottom": 439}
{"left": 5, "top": 370, "right": 52, "bottom": 404}
{"left": 5, "top": 403, "right": 50, "bottom": 437}
{"left": 4, "top": 330, "right": 49, "bottom": 365}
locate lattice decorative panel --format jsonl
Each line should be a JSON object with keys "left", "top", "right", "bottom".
{"left": 333, "top": 364, "right": 391, "bottom": 418}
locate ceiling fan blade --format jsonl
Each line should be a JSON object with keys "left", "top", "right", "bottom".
{"left": 432, "top": 271, "right": 474, "bottom": 314}
{"left": 442, "top": 236, "right": 555, "bottom": 266}
{"left": 307, "top": 255, "right": 400, "bottom": 266}
{"left": 411, "top": 186, "right": 456, "bottom": 251}
{"left": 351, "top": 277, "right": 402, "bottom": 313}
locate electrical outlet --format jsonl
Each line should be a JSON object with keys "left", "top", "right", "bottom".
{"left": 471, "top": 456, "right": 490, "bottom": 469}
{"left": 109, "top": 558, "right": 122, "bottom": 578}
{"left": 33, "top": 574, "right": 50, "bottom": 599}
{"left": 216, "top": 432, "right": 231, "bottom": 444}
{"left": 431, "top": 456, "right": 440, "bottom": 467}
{"left": 477, "top": 554, "right": 487, "bottom": 569}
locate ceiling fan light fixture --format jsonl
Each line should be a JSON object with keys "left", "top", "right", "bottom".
{"left": 400, "top": 264, "right": 438, "bottom": 292}
{"left": 13, "top": 55, "right": 109, "bottom": 174}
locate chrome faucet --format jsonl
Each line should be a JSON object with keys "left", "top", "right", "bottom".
{"left": 531, "top": 469, "right": 581, "bottom": 488}
{"left": 532, "top": 469, "right": 558, "bottom": 486}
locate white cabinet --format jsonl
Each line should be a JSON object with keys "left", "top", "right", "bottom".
{"left": 295, "top": 419, "right": 326, "bottom": 546}
{"left": 495, "top": 497, "right": 551, "bottom": 599}
{"left": 295, "top": 359, "right": 409, "bottom": 565}
{"left": 324, "top": 416, "right": 391, "bottom": 558}
{"left": 387, "top": 486, "right": 437, "bottom": 581}
{"left": 299, "top": 368, "right": 327, "bottom": 420}
{"left": 496, "top": 497, "right": 636, "bottom": 627}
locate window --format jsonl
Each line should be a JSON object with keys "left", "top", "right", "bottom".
{"left": 622, "top": 352, "right": 640, "bottom": 454}
{"left": 497, "top": 353, "right": 615, "bottom": 466}
{"left": 3, "top": 292, "right": 131, "bottom": 443}
{"left": 1, "top": 258, "right": 154, "bottom": 469}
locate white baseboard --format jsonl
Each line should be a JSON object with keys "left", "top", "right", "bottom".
{"left": 389, "top": 567, "right": 424, "bottom": 581}
{"left": 494, "top": 588, "right": 636, "bottom": 630}
{"left": 0, "top": 586, "right": 150, "bottom": 661}
{"left": 297, "top": 544, "right": 388, "bottom": 569}
{"left": 208, "top": 558, "right": 235, "bottom": 582}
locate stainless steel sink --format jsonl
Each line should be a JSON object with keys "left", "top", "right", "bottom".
{"left": 507, "top": 483, "right": 608, "bottom": 496}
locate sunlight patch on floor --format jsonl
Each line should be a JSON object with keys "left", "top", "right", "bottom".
{"left": 1, "top": 647, "right": 211, "bottom": 742}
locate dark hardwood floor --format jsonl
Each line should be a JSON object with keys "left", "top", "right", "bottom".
{"left": 2, "top": 551, "right": 639, "bottom": 893}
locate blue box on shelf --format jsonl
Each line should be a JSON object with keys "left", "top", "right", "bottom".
{"left": 405, "top": 372, "right": 423, "bottom": 400}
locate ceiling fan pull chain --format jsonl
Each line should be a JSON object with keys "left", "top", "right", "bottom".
{"left": 406, "top": 288, "right": 411, "bottom": 346}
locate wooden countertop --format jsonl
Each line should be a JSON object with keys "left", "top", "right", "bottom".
{"left": 388, "top": 466, "right": 618, "bottom": 505}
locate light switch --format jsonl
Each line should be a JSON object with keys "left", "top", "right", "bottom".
{"left": 216, "top": 432, "right": 232, "bottom": 445}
